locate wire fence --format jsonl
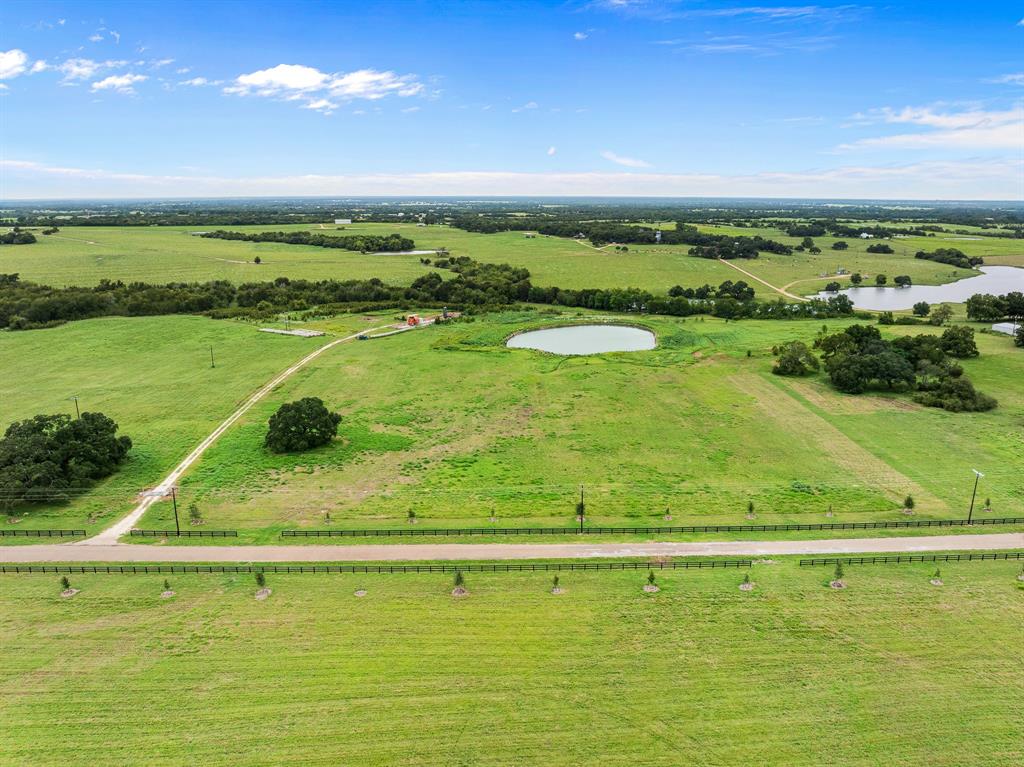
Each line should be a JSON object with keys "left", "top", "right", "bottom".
{"left": 0, "top": 529, "right": 87, "bottom": 537}
{"left": 0, "top": 560, "right": 752, "bottom": 576}
{"left": 129, "top": 530, "right": 238, "bottom": 538}
{"left": 282, "top": 517, "right": 1024, "bottom": 538}
{"left": 800, "top": 552, "right": 1024, "bottom": 567}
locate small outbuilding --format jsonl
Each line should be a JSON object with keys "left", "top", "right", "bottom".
{"left": 992, "top": 322, "right": 1018, "bottom": 336}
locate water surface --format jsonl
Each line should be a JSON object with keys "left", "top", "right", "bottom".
{"left": 507, "top": 324, "right": 656, "bottom": 355}
{"left": 816, "top": 266, "right": 1024, "bottom": 310}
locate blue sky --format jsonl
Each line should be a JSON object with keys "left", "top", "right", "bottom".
{"left": 1, "top": 0, "right": 1022, "bottom": 199}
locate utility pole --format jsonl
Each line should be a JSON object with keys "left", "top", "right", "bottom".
{"left": 69, "top": 395, "right": 80, "bottom": 419}
{"left": 579, "top": 484, "right": 585, "bottom": 534}
{"left": 171, "top": 487, "right": 180, "bottom": 535}
{"left": 209, "top": 346, "right": 215, "bottom": 369}
{"left": 967, "top": 469, "right": 983, "bottom": 525}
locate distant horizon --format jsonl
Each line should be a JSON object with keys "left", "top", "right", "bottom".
{"left": 3, "top": 193, "right": 1024, "bottom": 206}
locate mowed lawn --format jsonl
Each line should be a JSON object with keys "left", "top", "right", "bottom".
{"left": 135, "top": 311, "right": 1024, "bottom": 539}
{"left": 1, "top": 559, "right": 1022, "bottom": 766}
{"left": 0, "top": 315, "right": 351, "bottom": 535}
{"left": 3, "top": 222, "right": 1019, "bottom": 296}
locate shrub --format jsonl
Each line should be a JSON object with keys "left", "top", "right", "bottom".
{"left": 453, "top": 571, "right": 465, "bottom": 588}
{"left": 265, "top": 397, "right": 341, "bottom": 453}
{"left": 647, "top": 570, "right": 657, "bottom": 585}
{"left": 833, "top": 562, "right": 844, "bottom": 581}
{"left": 912, "top": 301, "right": 930, "bottom": 317}
{"left": 903, "top": 495, "right": 915, "bottom": 511}
{"left": 771, "top": 341, "right": 820, "bottom": 376}
{"left": 255, "top": 572, "right": 266, "bottom": 588}
{"left": 60, "top": 576, "right": 70, "bottom": 591}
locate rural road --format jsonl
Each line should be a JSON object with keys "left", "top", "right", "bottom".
{"left": 81, "top": 323, "right": 403, "bottom": 545}
{"left": 718, "top": 259, "right": 809, "bottom": 302}
{"left": 9, "top": 532, "right": 1023, "bottom": 563}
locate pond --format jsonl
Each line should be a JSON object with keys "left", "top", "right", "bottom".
{"left": 816, "top": 266, "right": 1024, "bottom": 310}
{"left": 506, "top": 324, "right": 656, "bottom": 355}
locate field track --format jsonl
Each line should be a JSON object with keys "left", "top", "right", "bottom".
{"left": 6, "top": 532, "right": 1022, "bottom": 563}
{"left": 81, "top": 323, "right": 401, "bottom": 545}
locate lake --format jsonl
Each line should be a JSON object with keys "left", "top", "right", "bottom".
{"left": 816, "top": 266, "right": 1024, "bottom": 310}
{"left": 507, "top": 324, "right": 656, "bottom": 355}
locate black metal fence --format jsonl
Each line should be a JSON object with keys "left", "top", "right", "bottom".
{"left": 800, "top": 552, "right": 1024, "bottom": 567}
{"left": 282, "top": 516, "right": 1024, "bottom": 538}
{"left": 0, "top": 529, "right": 87, "bottom": 537}
{"left": 129, "top": 530, "right": 238, "bottom": 538}
{"left": 0, "top": 559, "right": 751, "bottom": 576}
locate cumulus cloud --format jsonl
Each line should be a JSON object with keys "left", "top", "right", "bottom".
{"left": 91, "top": 73, "right": 147, "bottom": 94}
{"left": 574, "top": 31, "right": 589, "bottom": 40}
{"left": 601, "top": 150, "right": 651, "bottom": 168}
{"left": 302, "top": 98, "right": 337, "bottom": 114}
{"left": 547, "top": 146, "right": 557, "bottom": 156}
{"left": 4, "top": 157, "right": 1019, "bottom": 200}
{"left": 0, "top": 49, "right": 29, "bottom": 79}
{"left": 840, "top": 104, "right": 1024, "bottom": 150}
{"left": 224, "top": 63, "right": 423, "bottom": 113}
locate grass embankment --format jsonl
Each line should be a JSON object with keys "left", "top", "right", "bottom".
{"left": 2, "top": 557, "right": 1022, "bottom": 766}
{"left": 132, "top": 310, "right": 1024, "bottom": 540}
{"left": 3, "top": 222, "right": 1020, "bottom": 295}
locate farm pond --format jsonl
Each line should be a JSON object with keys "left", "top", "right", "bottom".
{"left": 506, "top": 324, "right": 656, "bottom": 355}
{"left": 816, "top": 266, "right": 1024, "bottom": 311}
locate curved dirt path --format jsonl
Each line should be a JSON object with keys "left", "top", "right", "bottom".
{"left": 10, "top": 532, "right": 1022, "bottom": 563}
{"left": 718, "top": 259, "right": 808, "bottom": 301}
{"left": 81, "top": 324, "right": 398, "bottom": 545}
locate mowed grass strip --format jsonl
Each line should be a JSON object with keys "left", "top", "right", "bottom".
{"left": 0, "top": 559, "right": 1022, "bottom": 766}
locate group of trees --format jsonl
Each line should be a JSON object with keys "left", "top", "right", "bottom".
{"left": 866, "top": 243, "right": 894, "bottom": 254}
{"left": 964, "top": 292, "right": 1024, "bottom": 322}
{"left": 669, "top": 280, "right": 755, "bottom": 301}
{"left": 687, "top": 236, "right": 791, "bottom": 260}
{"left": 199, "top": 230, "right": 415, "bottom": 253}
{"left": 914, "top": 248, "right": 984, "bottom": 269}
{"left": 0, "top": 412, "right": 132, "bottom": 510}
{"left": 0, "top": 229, "right": 37, "bottom": 245}
{"left": 779, "top": 324, "right": 997, "bottom": 412}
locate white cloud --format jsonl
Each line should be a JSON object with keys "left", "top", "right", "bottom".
{"left": 840, "top": 105, "right": 1024, "bottom": 150}
{"left": 547, "top": 146, "right": 557, "bottom": 156}
{"left": 988, "top": 73, "right": 1024, "bottom": 85}
{"left": 224, "top": 64, "right": 423, "bottom": 113}
{"left": 150, "top": 58, "right": 175, "bottom": 69}
{"left": 30, "top": 60, "right": 49, "bottom": 73}
{"left": 512, "top": 101, "right": 538, "bottom": 112}
{"left": 303, "top": 98, "right": 337, "bottom": 114}
{"left": 178, "top": 76, "right": 221, "bottom": 86}
{"left": 111, "top": 31, "right": 120, "bottom": 44}
{"left": 0, "top": 83, "right": 8, "bottom": 92}
{"left": 57, "top": 58, "right": 127, "bottom": 81}
{"left": 176, "top": 67, "right": 191, "bottom": 74}
{"left": 0, "top": 49, "right": 29, "bottom": 79}
{"left": 89, "top": 34, "right": 104, "bottom": 43}
{"left": 4, "top": 157, "right": 1019, "bottom": 200}
{"left": 574, "top": 31, "right": 589, "bottom": 40}
{"left": 401, "top": 105, "right": 420, "bottom": 113}
{"left": 91, "top": 73, "right": 147, "bottom": 94}
{"left": 601, "top": 150, "right": 651, "bottom": 168}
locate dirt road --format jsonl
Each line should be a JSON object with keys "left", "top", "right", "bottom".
{"left": 718, "top": 259, "right": 809, "bottom": 301}
{"left": 12, "top": 533, "right": 1022, "bottom": 563}
{"left": 81, "top": 324, "right": 397, "bottom": 545}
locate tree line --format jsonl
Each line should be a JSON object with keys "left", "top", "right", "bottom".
{"left": 914, "top": 248, "right": 984, "bottom": 270}
{"left": 199, "top": 230, "right": 415, "bottom": 253}
{"left": 0, "top": 229, "right": 37, "bottom": 245}
{"left": 0, "top": 252, "right": 858, "bottom": 331}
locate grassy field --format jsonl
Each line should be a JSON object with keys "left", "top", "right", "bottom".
{"left": 0, "top": 314, "right": 365, "bottom": 535}
{"left": 3, "top": 221, "right": 1021, "bottom": 297}
{"left": 128, "top": 310, "right": 1024, "bottom": 541}
{"left": 2, "top": 557, "right": 1022, "bottom": 766}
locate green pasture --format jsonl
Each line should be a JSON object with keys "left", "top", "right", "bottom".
{"left": 3, "top": 221, "right": 1020, "bottom": 298}
{"left": 2, "top": 557, "right": 1022, "bottom": 766}
{"left": 131, "top": 311, "right": 1024, "bottom": 540}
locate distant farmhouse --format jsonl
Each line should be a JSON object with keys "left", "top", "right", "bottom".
{"left": 334, "top": 218, "right": 352, "bottom": 225}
